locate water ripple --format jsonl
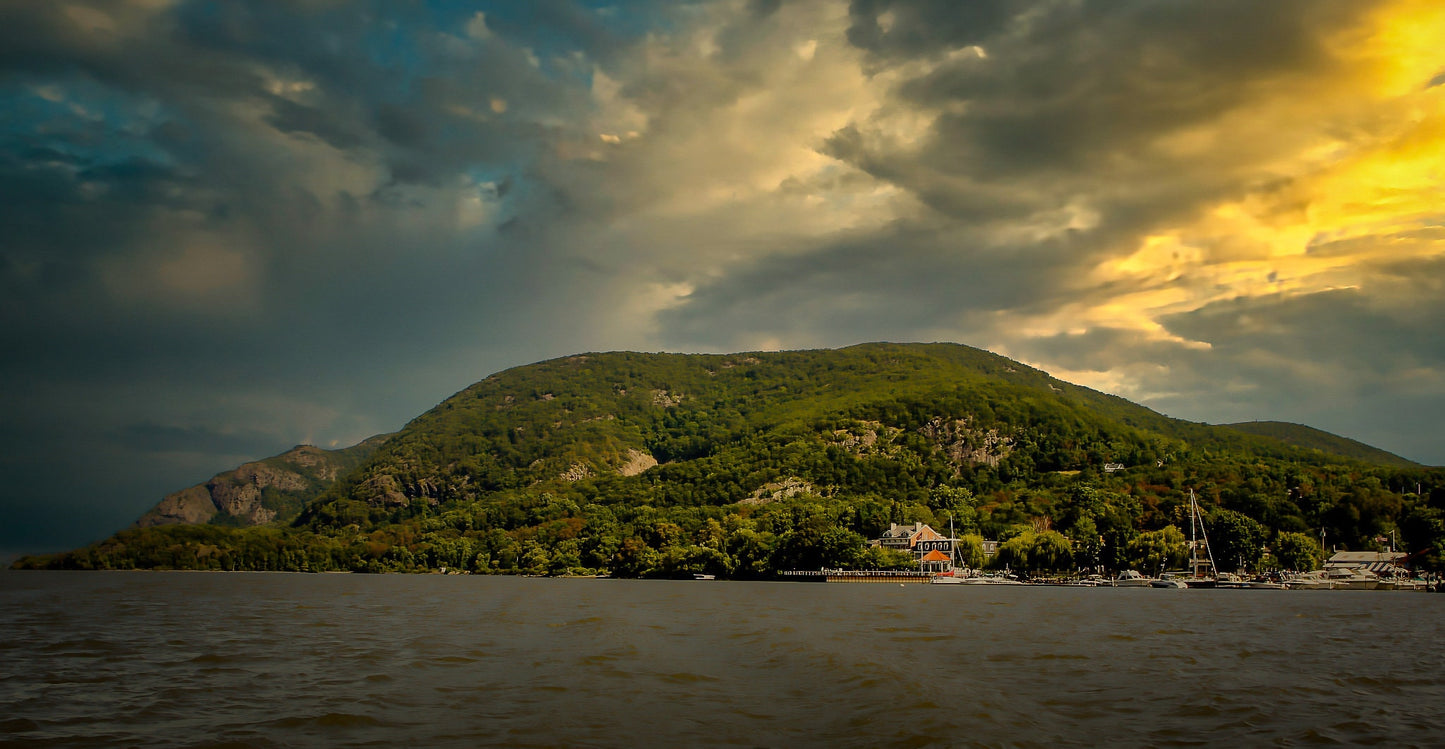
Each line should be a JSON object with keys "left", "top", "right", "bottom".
{"left": 2, "top": 572, "right": 1443, "bottom": 747}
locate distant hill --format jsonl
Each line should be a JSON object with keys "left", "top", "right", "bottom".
{"left": 133, "top": 435, "right": 390, "bottom": 528}
{"left": 1221, "top": 421, "right": 1420, "bottom": 468}
{"left": 17, "top": 343, "right": 1443, "bottom": 575}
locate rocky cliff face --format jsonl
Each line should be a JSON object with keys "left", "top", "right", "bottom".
{"left": 920, "top": 417, "right": 1013, "bottom": 470}
{"left": 133, "top": 438, "right": 389, "bottom": 528}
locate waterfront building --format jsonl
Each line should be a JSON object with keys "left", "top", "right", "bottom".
{"left": 1325, "top": 550, "right": 1409, "bottom": 574}
{"left": 877, "top": 522, "right": 945, "bottom": 552}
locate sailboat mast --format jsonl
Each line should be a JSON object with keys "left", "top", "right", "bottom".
{"left": 1191, "top": 489, "right": 1219, "bottom": 576}
{"left": 949, "top": 517, "right": 958, "bottom": 572}
{"left": 1188, "top": 489, "right": 1219, "bottom": 578}
{"left": 1190, "top": 489, "right": 1198, "bottom": 574}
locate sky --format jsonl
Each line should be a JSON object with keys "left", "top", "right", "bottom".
{"left": 3, "top": 0, "right": 1445, "bottom": 554}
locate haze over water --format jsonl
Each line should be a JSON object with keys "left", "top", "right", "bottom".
{"left": 3, "top": 572, "right": 1443, "bottom": 747}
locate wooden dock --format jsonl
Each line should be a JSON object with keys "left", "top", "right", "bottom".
{"left": 781, "top": 570, "right": 936, "bottom": 584}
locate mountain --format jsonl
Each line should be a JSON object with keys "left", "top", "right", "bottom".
{"left": 133, "top": 436, "right": 391, "bottom": 528}
{"left": 15, "top": 343, "right": 1444, "bottom": 575}
{"left": 1221, "top": 421, "right": 1420, "bottom": 468}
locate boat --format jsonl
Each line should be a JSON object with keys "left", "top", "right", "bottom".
{"left": 1284, "top": 570, "right": 1334, "bottom": 590}
{"left": 1244, "top": 575, "right": 1288, "bottom": 590}
{"left": 1182, "top": 488, "right": 1222, "bottom": 588}
{"left": 929, "top": 518, "right": 967, "bottom": 584}
{"left": 962, "top": 574, "right": 1026, "bottom": 585}
{"left": 1113, "top": 570, "right": 1154, "bottom": 587}
{"left": 692, "top": 573, "right": 716, "bottom": 580}
{"left": 1214, "top": 572, "right": 1250, "bottom": 590}
{"left": 1151, "top": 576, "right": 1188, "bottom": 588}
{"left": 1390, "top": 577, "right": 1429, "bottom": 591}
{"left": 1379, "top": 570, "right": 1428, "bottom": 590}
{"left": 931, "top": 572, "right": 1025, "bottom": 585}
{"left": 1325, "top": 566, "right": 1379, "bottom": 590}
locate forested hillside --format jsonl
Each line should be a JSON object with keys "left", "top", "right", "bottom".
{"left": 17, "top": 343, "right": 1445, "bottom": 576}
{"left": 1222, "top": 421, "right": 1419, "bottom": 468}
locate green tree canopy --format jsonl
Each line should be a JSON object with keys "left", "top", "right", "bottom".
{"left": 1271, "top": 531, "right": 1324, "bottom": 572}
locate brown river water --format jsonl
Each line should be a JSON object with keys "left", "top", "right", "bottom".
{"left": 2, "top": 571, "right": 1443, "bottom": 747}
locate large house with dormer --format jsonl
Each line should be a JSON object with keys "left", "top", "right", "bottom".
{"left": 876, "top": 522, "right": 954, "bottom": 571}
{"left": 878, "top": 522, "right": 945, "bottom": 551}
{"left": 875, "top": 522, "right": 1000, "bottom": 571}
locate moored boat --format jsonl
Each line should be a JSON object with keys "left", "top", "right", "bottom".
{"left": 1113, "top": 569, "right": 1154, "bottom": 587}
{"left": 931, "top": 573, "right": 1025, "bottom": 585}
{"left": 1181, "top": 488, "right": 1222, "bottom": 589}
{"left": 1285, "top": 570, "right": 1334, "bottom": 590}
{"left": 1214, "top": 572, "right": 1250, "bottom": 589}
{"left": 1325, "top": 566, "right": 1379, "bottom": 590}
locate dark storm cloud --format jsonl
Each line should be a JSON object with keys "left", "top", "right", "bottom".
{"left": 846, "top": 0, "right": 1021, "bottom": 59}
{"left": 672, "top": 0, "right": 1371, "bottom": 358}
{"left": 831, "top": 0, "right": 1371, "bottom": 224}
{"left": 268, "top": 96, "right": 368, "bottom": 150}
{"left": 3, "top": 0, "right": 1442, "bottom": 555}
{"left": 893, "top": 2, "right": 1351, "bottom": 167}
{"left": 660, "top": 220, "right": 1094, "bottom": 350}
{"left": 658, "top": 0, "right": 1378, "bottom": 332}
{"left": 748, "top": 0, "right": 784, "bottom": 20}
{"left": 1161, "top": 262, "right": 1445, "bottom": 388}
{"left": 0, "top": 0, "right": 665, "bottom": 552}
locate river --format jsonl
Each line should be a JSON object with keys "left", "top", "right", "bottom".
{"left": 2, "top": 571, "right": 1442, "bottom": 747}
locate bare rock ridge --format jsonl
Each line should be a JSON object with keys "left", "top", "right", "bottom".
{"left": 133, "top": 436, "right": 389, "bottom": 527}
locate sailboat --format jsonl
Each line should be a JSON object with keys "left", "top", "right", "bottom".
{"left": 1183, "top": 488, "right": 1221, "bottom": 589}
{"left": 929, "top": 517, "right": 967, "bottom": 584}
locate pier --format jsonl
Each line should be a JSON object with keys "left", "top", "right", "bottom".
{"left": 780, "top": 569, "right": 937, "bottom": 584}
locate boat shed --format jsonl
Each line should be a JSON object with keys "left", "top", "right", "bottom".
{"left": 1325, "top": 550, "right": 1408, "bottom": 573}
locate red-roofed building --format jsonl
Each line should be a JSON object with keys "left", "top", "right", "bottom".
{"left": 878, "top": 522, "right": 945, "bottom": 551}
{"left": 876, "top": 522, "right": 958, "bottom": 571}
{"left": 919, "top": 548, "right": 953, "bottom": 573}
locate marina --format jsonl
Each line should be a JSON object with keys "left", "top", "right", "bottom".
{"left": 802, "top": 509, "right": 1444, "bottom": 590}
{"left": 780, "top": 568, "right": 1442, "bottom": 590}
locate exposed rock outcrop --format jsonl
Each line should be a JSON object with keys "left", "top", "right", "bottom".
{"left": 559, "top": 462, "right": 593, "bottom": 482}
{"left": 133, "top": 438, "right": 389, "bottom": 528}
{"left": 830, "top": 421, "right": 904, "bottom": 456}
{"left": 651, "top": 389, "right": 684, "bottom": 407}
{"left": 919, "top": 417, "right": 1013, "bottom": 470}
{"left": 742, "top": 477, "right": 814, "bottom": 505}
{"left": 618, "top": 449, "right": 658, "bottom": 477}
{"left": 360, "top": 473, "right": 409, "bottom": 506}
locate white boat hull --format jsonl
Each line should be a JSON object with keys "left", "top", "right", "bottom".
{"left": 1112, "top": 570, "right": 1154, "bottom": 587}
